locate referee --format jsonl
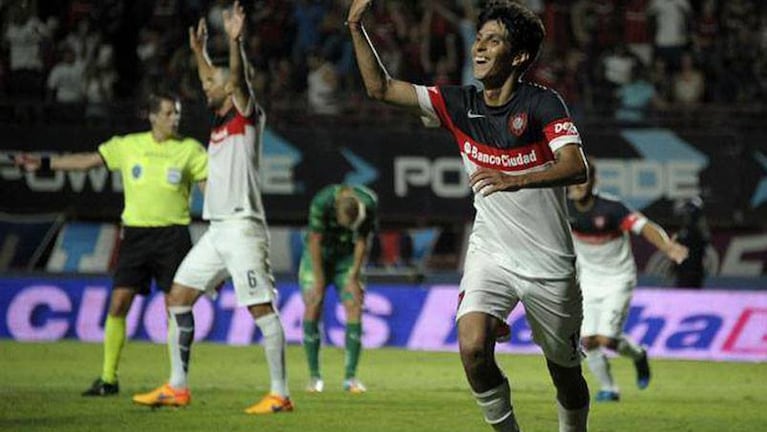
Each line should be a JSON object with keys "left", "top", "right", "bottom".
{"left": 16, "top": 91, "right": 208, "bottom": 397}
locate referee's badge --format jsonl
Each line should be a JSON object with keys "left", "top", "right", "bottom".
{"left": 167, "top": 167, "right": 182, "bottom": 184}
{"left": 131, "top": 164, "right": 142, "bottom": 179}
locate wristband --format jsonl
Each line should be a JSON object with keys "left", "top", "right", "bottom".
{"left": 40, "top": 156, "right": 51, "bottom": 172}
{"left": 345, "top": 20, "right": 361, "bottom": 28}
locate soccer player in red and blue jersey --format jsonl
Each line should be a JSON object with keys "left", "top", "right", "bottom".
{"left": 568, "top": 161, "right": 688, "bottom": 402}
{"left": 348, "top": 0, "right": 590, "bottom": 431}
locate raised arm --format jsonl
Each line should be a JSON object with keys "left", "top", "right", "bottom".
{"left": 640, "top": 220, "right": 689, "bottom": 264}
{"left": 15, "top": 152, "right": 104, "bottom": 172}
{"left": 470, "top": 144, "right": 588, "bottom": 196}
{"left": 188, "top": 18, "right": 215, "bottom": 84}
{"left": 222, "top": 0, "right": 252, "bottom": 112}
{"left": 347, "top": 0, "right": 418, "bottom": 107}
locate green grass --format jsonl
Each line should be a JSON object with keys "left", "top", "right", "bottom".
{"left": 0, "top": 341, "right": 765, "bottom": 432}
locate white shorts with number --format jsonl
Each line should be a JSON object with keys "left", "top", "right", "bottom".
{"left": 174, "top": 219, "right": 277, "bottom": 307}
{"left": 456, "top": 246, "right": 584, "bottom": 367}
{"left": 579, "top": 272, "right": 634, "bottom": 339}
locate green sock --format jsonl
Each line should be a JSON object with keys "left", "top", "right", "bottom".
{"left": 101, "top": 315, "right": 126, "bottom": 384}
{"left": 303, "top": 320, "right": 321, "bottom": 378}
{"left": 345, "top": 322, "right": 362, "bottom": 379}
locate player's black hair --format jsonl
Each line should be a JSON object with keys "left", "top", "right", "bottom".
{"left": 147, "top": 90, "right": 180, "bottom": 114}
{"left": 477, "top": 0, "right": 545, "bottom": 72}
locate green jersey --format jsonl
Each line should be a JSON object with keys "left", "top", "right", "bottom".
{"left": 98, "top": 132, "right": 207, "bottom": 227}
{"left": 306, "top": 184, "right": 378, "bottom": 259}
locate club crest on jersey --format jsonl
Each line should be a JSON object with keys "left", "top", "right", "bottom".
{"left": 131, "top": 164, "right": 142, "bottom": 179}
{"left": 508, "top": 113, "right": 527, "bottom": 136}
{"left": 593, "top": 216, "right": 606, "bottom": 229}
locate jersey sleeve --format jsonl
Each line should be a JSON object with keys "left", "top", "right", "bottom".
{"left": 536, "top": 90, "right": 583, "bottom": 153}
{"left": 308, "top": 186, "right": 334, "bottom": 233}
{"left": 414, "top": 85, "right": 446, "bottom": 128}
{"left": 187, "top": 139, "right": 208, "bottom": 181}
{"left": 618, "top": 203, "right": 648, "bottom": 235}
{"left": 97, "top": 136, "right": 124, "bottom": 171}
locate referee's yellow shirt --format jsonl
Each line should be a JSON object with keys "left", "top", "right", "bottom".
{"left": 98, "top": 132, "right": 207, "bottom": 227}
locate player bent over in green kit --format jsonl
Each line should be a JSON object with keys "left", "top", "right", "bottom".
{"left": 300, "top": 184, "right": 378, "bottom": 393}
{"left": 15, "top": 92, "right": 207, "bottom": 397}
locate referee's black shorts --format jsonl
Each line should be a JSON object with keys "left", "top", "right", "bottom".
{"left": 113, "top": 225, "right": 192, "bottom": 295}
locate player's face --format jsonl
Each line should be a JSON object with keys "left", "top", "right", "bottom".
{"left": 151, "top": 99, "right": 181, "bottom": 138}
{"left": 472, "top": 20, "right": 514, "bottom": 83}
{"left": 203, "top": 69, "right": 228, "bottom": 110}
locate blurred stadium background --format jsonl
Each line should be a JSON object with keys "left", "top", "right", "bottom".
{"left": 0, "top": 1, "right": 765, "bottom": 426}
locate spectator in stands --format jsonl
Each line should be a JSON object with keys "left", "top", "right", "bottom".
{"left": 3, "top": 4, "right": 51, "bottom": 100}
{"left": 430, "top": 0, "right": 480, "bottom": 87}
{"left": 624, "top": 0, "right": 652, "bottom": 65}
{"left": 648, "top": 0, "right": 692, "bottom": 72}
{"left": 299, "top": 184, "right": 378, "bottom": 394}
{"left": 14, "top": 90, "right": 207, "bottom": 398}
{"left": 83, "top": 45, "right": 116, "bottom": 124}
{"left": 672, "top": 52, "right": 704, "bottom": 107}
{"left": 46, "top": 45, "right": 85, "bottom": 121}
{"left": 615, "top": 63, "right": 665, "bottom": 123}
{"left": 307, "top": 49, "right": 340, "bottom": 115}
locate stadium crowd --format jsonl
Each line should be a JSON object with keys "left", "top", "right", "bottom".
{"left": 1, "top": 0, "right": 766, "bottom": 124}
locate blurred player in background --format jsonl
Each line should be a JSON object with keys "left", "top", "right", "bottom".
{"left": 132, "top": 1, "right": 292, "bottom": 414}
{"left": 300, "top": 184, "right": 378, "bottom": 394}
{"left": 15, "top": 91, "right": 207, "bottom": 397}
{"left": 567, "top": 161, "right": 688, "bottom": 402}
{"left": 348, "top": 0, "right": 590, "bottom": 430}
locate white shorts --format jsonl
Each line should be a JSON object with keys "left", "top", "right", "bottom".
{"left": 174, "top": 219, "right": 277, "bottom": 307}
{"left": 579, "top": 272, "right": 634, "bottom": 339}
{"left": 457, "top": 247, "right": 584, "bottom": 367}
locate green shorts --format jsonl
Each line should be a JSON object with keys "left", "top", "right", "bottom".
{"left": 298, "top": 252, "right": 365, "bottom": 302}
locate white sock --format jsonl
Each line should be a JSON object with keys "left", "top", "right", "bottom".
{"left": 168, "top": 306, "right": 194, "bottom": 389}
{"left": 557, "top": 402, "right": 589, "bottom": 432}
{"left": 617, "top": 335, "right": 644, "bottom": 361}
{"left": 473, "top": 378, "right": 520, "bottom": 432}
{"left": 585, "top": 349, "right": 616, "bottom": 392}
{"left": 255, "top": 313, "right": 289, "bottom": 397}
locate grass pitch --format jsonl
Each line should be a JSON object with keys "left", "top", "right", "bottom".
{"left": 0, "top": 341, "right": 764, "bottom": 432}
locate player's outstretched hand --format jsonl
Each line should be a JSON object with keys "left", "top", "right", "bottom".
{"left": 188, "top": 18, "right": 207, "bottom": 53}
{"left": 14, "top": 153, "right": 41, "bottom": 172}
{"left": 223, "top": 0, "right": 246, "bottom": 41}
{"left": 470, "top": 167, "right": 523, "bottom": 197}
{"left": 666, "top": 241, "right": 689, "bottom": 264}
{"left": 347, "top": 0, "right": 373, "bottom": 23}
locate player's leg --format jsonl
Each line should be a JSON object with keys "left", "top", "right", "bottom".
{"left": 597, "top": 281, "right": 650, "bottom": 389}
{"left": 83, "top": 226, "right": 149, "bottom": 396}
{"left": 336, "top": 257, "right": 365, "bottom": 393}
{"left": 580, "top": 285, "right": 619, "bottom": 401}
{"left": 456, "top": 248, "right": 521, "bottom": 432}
{"left": 298, "top": 252, "right": 326, "bottom": 391}
{"left": 132, "top": 229, "right": 223, "bottom": 407}
{"left": 522, "top": 276, "right": 589, "bottom": 432}
{"left": 220, "top": 220, "right": 292, "bottom": 414}
{"left": 582, "top": 336, "right": 618, "bottom": 402}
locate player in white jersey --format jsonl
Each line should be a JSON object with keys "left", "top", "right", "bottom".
{"left": 567, "top": 162, "right": 688, "bottom": 402}
{"left": 133, "top": 2, "right": 293, "bottom": 415}
{"left": 348, "top": 1, "right": 590, "bottom": 431}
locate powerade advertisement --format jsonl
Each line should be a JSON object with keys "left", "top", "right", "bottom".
{"left": 2, "top": 277, "right": 765, "bottom": 363}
